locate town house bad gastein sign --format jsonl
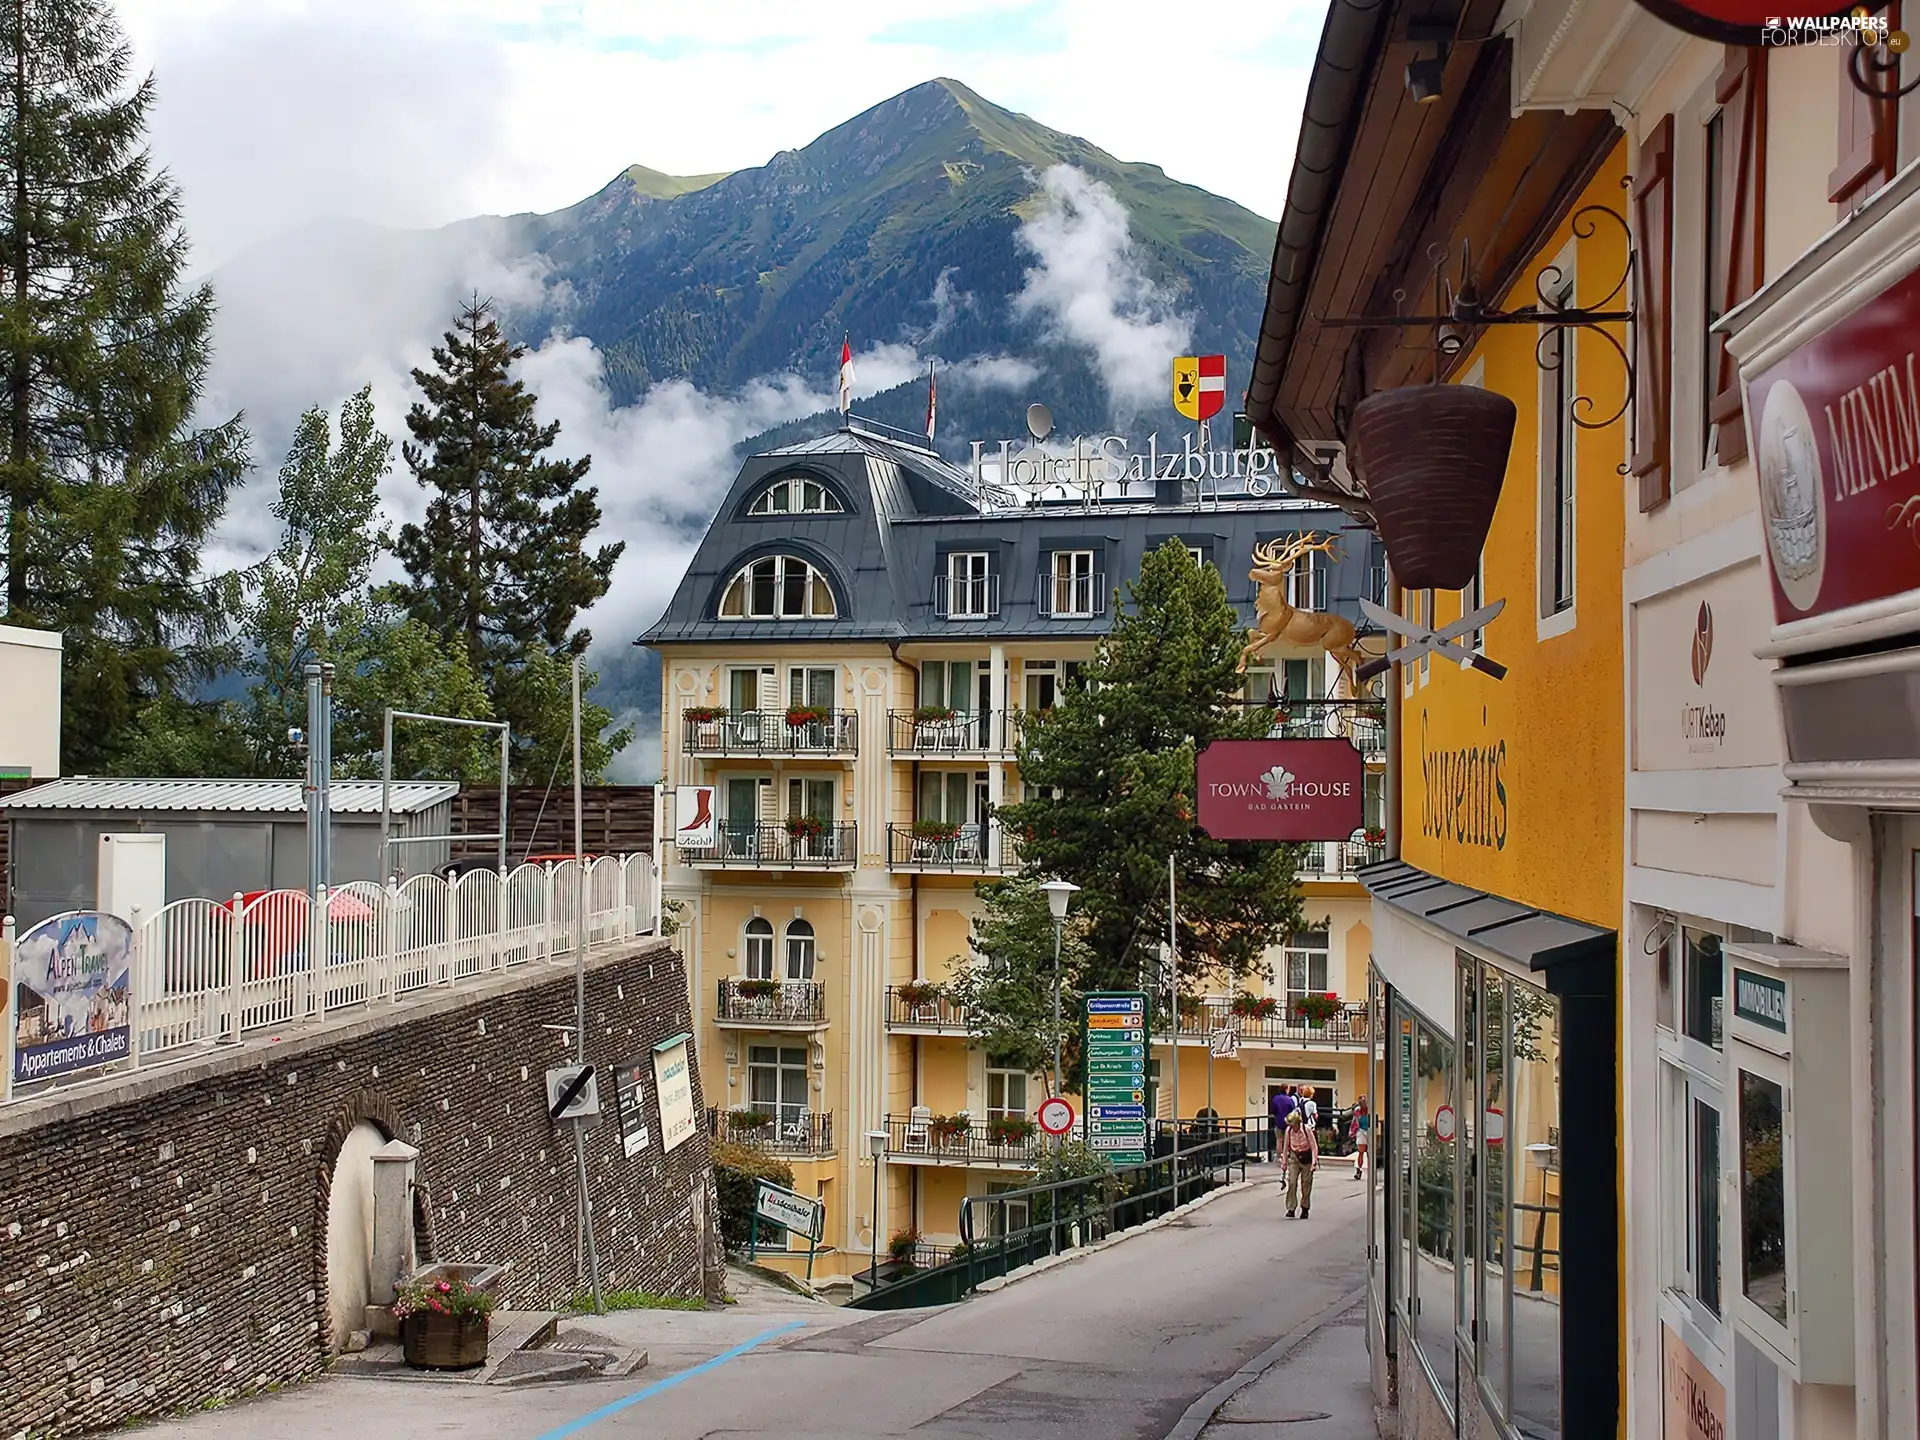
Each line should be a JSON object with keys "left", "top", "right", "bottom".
{"left": 1746, "top": 257, "right": 1920, "bottom": 623}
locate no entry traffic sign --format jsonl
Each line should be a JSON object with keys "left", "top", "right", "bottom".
{"left": 1037, "top": 1096, "right": 1076, "bottom": 1136}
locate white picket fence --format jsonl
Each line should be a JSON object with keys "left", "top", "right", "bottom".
{"left": 118, "top": 854, "right": 659, "bottom": 1064}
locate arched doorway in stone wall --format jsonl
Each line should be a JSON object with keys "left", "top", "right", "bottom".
{"left": 324, "top": 1121, "right": 387, "bottom": 1354}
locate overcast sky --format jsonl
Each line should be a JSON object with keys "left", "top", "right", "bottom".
{"left": 118, "top": 0, "right": 1326, "bottom": 271}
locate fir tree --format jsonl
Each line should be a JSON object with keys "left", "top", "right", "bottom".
{"left": 0, "top": 0, "right": 248, "bottom": 771}
{"left": 388, "top": 296, "right": 624, "bottom": 772}
{"left": 992, "top": 542, "right": 1304, "bottom": 1024}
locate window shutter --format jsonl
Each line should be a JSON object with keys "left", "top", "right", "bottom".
{"left": 1831, "top": 4, "right": 1900, "bottom": 205}
{"left": 1710, "top": 47, "right": 1767, "bottom": 467}
{"left": 1632, "top": 116, "right": 1675, "bottom": 511}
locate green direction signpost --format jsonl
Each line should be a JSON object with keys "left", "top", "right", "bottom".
{"left": 1083, "top": 991, "right": 1150, "bottom": 1166}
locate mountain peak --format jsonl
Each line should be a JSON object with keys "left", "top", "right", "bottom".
{"left": 621, "top": 164, "right": 730, "bottom": 200}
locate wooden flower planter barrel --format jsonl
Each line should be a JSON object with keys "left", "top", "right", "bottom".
{"left": 402, "top": 1312, "right": 490, "bottom": 1370}
{"left": 1349, "top": 384, "right": 1517, "bottom": 592}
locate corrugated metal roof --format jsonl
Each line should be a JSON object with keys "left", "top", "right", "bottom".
{"left": 0, "top": 778, "right": 459, "bottom": 815}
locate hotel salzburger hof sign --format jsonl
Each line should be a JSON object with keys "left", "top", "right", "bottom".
{"left": 1745, "top": 259, "right": 1920, "bottom": 624}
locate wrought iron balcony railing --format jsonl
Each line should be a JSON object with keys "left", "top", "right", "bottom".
{"left": 679, "top": 822, "right": 857, "bottom": 868}
{"left": 886, "top": 822, "right": 999, "bottom": 872}
{"left": 884, "top": 984, "right": 970, "bottom": 1033}
{"left": 1294, "top": 837, "right": 1387, "bottom": 877}
{"left": 707, "top": 1105, "right": 836, "bottom": 1157}
{"left": 1171, "top": 999, "right": 1370, "bottom": 1048}
{"left": 881, "top": 1112, "right": 1042, "bottom": 1166}
{"left": 681, "top": 708, "right": 859, "bottom": 756}
{"left": 934, "top": 572, "right": 1001, "bottom": 620}
{"left": 1242, "top": 697, "right": 1387, "bottom": 753}
{"left": 715, "top": 977, "right": 827, "bottom": 1026}
{"left": 1037, "top": 571, "right": 1107, "bottom": 619}
{"left": 886, "top": 708, "right": 1009, "bottom": 754}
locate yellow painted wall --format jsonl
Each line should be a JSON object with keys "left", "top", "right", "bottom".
{"left": 1402, "top": 141, "right": 1629, "bottom": 933}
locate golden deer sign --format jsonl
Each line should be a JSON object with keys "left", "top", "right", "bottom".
{"left": 1239, "top": 533, "right": 1367, "bottom": 694}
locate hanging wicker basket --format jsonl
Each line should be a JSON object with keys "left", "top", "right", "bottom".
{"left": 1349, "top": 384, "right": 1516, "bottom": 591}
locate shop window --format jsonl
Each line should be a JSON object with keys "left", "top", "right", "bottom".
{"left": 1412, "top": 1013, "right": 1456, "bottom": 1413}
{"left": 1690, "top": 1088, "right": 1724, "bottom": 1318}
{"left": 744, "top": 917, "right": 775, "bottom": 980}
{"left": 1684, "top": 929, "right": 1724, "bottom": 1050}
{"left": 1738, "top": 1068, "right": 1787, "bottom": 1325}
{"left": 1507, "top": 973, "right": 1562, "bottom": 1437}
{"left": 1477, "top": 969, "right": 1509, "bottom": 1406}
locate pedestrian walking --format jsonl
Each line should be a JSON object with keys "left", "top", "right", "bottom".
{"left": 1282, "top": 1110, "right": 1318, "bottom": 1218}
{"left": 1350, "top": 1096, "right": 1370, "bottom": 1181}
{"left": 1268, "top": 1084, "right": 1296, "bottom": 1162}
{"left": 1297, "top": 1084, "right": 1319, "bottom": 1131}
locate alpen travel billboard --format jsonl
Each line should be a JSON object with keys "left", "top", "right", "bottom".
{"left": 11, "top": 911, "right": 134, "bottom": 1084}
{"left": 1195, "top": 739, "right": 1364, "bottom": 841}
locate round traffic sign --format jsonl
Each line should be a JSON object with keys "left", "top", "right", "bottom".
{"left": 1485, "top": 1107, "right": 1505, "bottom": 1144}
{"left": 1434, "top": 1105, "right": 1456, "bottom": 1142}
{"left": 1037, "top": 1096, "right": 1076, "bottom": 1136}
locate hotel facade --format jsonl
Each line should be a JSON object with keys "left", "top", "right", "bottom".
{"left": 642, "top": 426, "right": 1386, "bottom": 1281}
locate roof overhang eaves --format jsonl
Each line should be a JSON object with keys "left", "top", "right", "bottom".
{"left": 1359, "top": 858, "right": 1614, "bottom": 974}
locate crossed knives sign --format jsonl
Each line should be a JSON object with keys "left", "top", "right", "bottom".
{"left": 1352, "top": 597, "right": 1508, "bottom": 684}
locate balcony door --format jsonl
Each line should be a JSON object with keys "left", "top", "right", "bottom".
{"left": 748, "top": 1044, "right": 809, "bottom": 1130}
{"left": 787, "top": 666, "right": 835, "bottom": 709}
{"left": 724, "top": 776, "right": 769, "bottom": 855}
{"left": 1279, "top": 929, "right": 1331, "bottom": 1014}
{"left": 786, "top": 776, "right": 834, "bottom": 822}
{"left": 744, "top": 917, "right": 775, "bottom": 979}
{"left": 729, "top": 665, "right": 776, "bottom": 745}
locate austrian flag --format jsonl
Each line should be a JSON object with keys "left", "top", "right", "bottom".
{"left": 838, "top": 336, "right": 855, "bottom": 415}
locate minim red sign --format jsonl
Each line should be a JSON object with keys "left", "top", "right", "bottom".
{"left": 1196, "top": 739, "right": 1364, "bottom": 842}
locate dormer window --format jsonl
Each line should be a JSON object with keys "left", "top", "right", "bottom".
{"left": 718, "top": 556, "right": 838, "bottom": 619}
{"left": 749, "top": 473, "right": 843, "bottom": 515}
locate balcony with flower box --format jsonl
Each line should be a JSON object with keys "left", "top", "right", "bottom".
{"left": 1172, "top": 993, "right": 1370, "bottom": 1051}
{"left": 681, "top": 706, "right": 859, "bottom": 759}
{"left": 880, "top": 1111, "right": 1041, "bottom": 1169}
{"left": 885, "top": 982, "right": 970, "bottom": 1035}
{"left": 679, "top": 820, "right": 857, "bottom": 871}
{"left": 715, "top": 977, "right": 828, "bottom": 1030}
{"left": 886, "top": 819, "right": 1004, "bottom": 874}
{"left": 886, "top": 706, "right": 1012, "bottom": 758}
{"left": 706, "top": 1105, "right": 836, "bottom": 1158}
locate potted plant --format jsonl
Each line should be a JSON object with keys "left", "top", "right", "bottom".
{"left": 1230, "top": 994, "right": 1279, "bottom": 1021}
{"left": 1294, "top": 992, "right": 1343, "bottom": 1028}
{"left": 727, "top": 1107, "right": 773, "bottom": 1132}
{"left": 785, "top": 814, "right": 826, "bottom": 841}
{"left": 394, "top": 1271, "right": 497, "bottom": 1370}
{"left": 913, "top": 704, "right": 957, "bottom": 723}
{"left": 785, "top": 704, "right": 829, "bottom": 729}
{"left": 911, "top": 818, "right": 961, "bottom": 843}
{"left": 685, "top": 705, "right": 727, "bottom": 724}
{"left": 888, "top": 1228, "right": 922, "bottom": 1268}
{"left": 1363, "top": 826, "right": 1387, "bottom": 846}
{"left": 931, "top": 1112, "right": 971, "bottom": 1145}
{"left": 986, "top": 1114, "right": 1037, "bottom": 1146}
{"left": 735, "top": 977, "right": 778, "bottom": 999}
{"left": 897, "top": 979, "right": 942, "bottom": 1008}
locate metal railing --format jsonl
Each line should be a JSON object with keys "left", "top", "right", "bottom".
{"left": 1173, "top": 999, "right": 1371, "bottom": 1048}
{"left": 715, "top": 977, "right": 827, "bottom": 1025}
{"left": 1241, "top": 697, "right": 1386, "bottom": 754}
{"left": 681, "top": 709, "right": 860, "bottom": 756}
{"left": 1295, "top": 836, "right": 1387, "bottom": 877}
{"left": 851, "top": 1117, "right": 1257, "bottom": 1310}
{"left": 706, "top": 1105, "right": 835, "bottom": 1156}
{"left": 885, "top": 823, "right": 998, "bottom": 872}
{"left": 885, "top": 708, "right": 1007, "bottom": 754}
{"left": 68, "top": 854, "right": 660, "bottom": 1074}
{"left": 884, "top": 985, "right": 970, "bottom": 1032}
{"left": 933, "top": 572, "right": 1000, "bottom": 620}
{"left": 1037, "top": 570, "right": 1107, "bottom": 619}
{"left": 678, "top": 822, "right": 858, "bottom": 868}
{"left": 880, "top": 1112, "right": 1043, "bottom": 1165}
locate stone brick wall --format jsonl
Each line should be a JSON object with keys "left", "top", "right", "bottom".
{"left": 0, "top": 940, "right": 710, "bottom": 1439}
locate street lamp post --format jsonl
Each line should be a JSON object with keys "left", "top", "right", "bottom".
{"left": 866, "top": 1128, "right": 888, "bottom": 1292}
{"left": 1038, "top": 880, "right": 1079, "bottom": 1113}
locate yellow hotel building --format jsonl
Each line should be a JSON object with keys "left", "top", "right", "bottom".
{"left": 643, "top": 426, "right": 1387, "bottom": 1284}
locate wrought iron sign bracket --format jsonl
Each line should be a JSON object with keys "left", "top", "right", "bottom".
{"left": 1316, "top": 200, "right": 1636, "bottom": 443}
{"left": 1848, "top": 27, "right": 1919, "bottom": 102}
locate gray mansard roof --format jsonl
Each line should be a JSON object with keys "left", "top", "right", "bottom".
{"left": 637, "top": 427, "right": 1381, "bottom": 648}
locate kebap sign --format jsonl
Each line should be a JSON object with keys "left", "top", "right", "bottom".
{"left": 1196, "top": 739, "right": 1363, "bottom": 841}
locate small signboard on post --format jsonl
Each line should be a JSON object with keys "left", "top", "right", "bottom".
{"left": 1083, "top": 991, "right": 1150, "bottom": 1165}
{"left": 750, "top": 1179, "right": 824, "bottom": 1283}
{"left": 1209, "top": 1026, "right": 1240, "bottom": 1059}
{"left": 545, "top": 1063, "right": 600, "bottom": 1122}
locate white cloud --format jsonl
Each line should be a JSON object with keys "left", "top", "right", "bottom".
{"left": 1012, "top": 165, "right": 1193, "bottom": 413}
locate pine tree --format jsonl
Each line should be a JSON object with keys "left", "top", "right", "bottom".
{"left": 388, "top": 296, "right": 624, "bottom": 773}
{"left": 0, "top": 0, "right": 248, "bottom": 771}
{"left": 993, "top": 542, "right": 1304, "bottom": 1020}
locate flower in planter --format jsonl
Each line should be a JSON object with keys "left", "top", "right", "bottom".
{"left": 1362, "top": 826, "right": 1386, "bottom": 846}
{"left": 735, "top": 978, "right": 778, "bottom": 999}
{"left": 887, "top": 1228, "right": 922, "bottom": 1262}
{"left": 727, "top": 1107, "right": 773, "bottom": 1131}
{"left": 1293, "top": 992, "right": 1343, "bottom": 1024}
{"left": 785, "top": 705, "right": 829, "bottom": 728}
{"left": 930, "top": 1112, "right": 971, "bottom": 1143}
{"left": 392, "top": 1272, "right": 496, "bottom": 1323}
{"left": 913, "top": 704, "right": 957, "bottom": 723}
{"left": 986, "top": 1115, "right": 1037, "bottom": 1145}
{"left": 685, "top": 706, "right": 728, "bottom": 724}
{"left": 785, "top": 814, "right": 826, "bottom": 840}
{"left": 897, "top": 980, "right": 943, "bottom": 1007}
{"left": 911, "top": 818, "right": 961, "bottom": 842}
{"left": 1230, "top": 993, "right": 1279, "bottom": 1020}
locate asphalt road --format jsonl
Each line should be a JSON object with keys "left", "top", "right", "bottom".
{"left": 134, "top": 1164, "right": 1367, "bottom": 1440}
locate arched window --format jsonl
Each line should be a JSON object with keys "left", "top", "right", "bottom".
{"left": 784, "top": 918, "right": 816, "bottom": 981}
{"left": 718, "top": 556, "right": 838, "bottom": 620}
{"left": 748, "top": 473, "right": 844, "bottom": 516}
{"left": 744, "top": 918, "right": 775, "bottom": 980}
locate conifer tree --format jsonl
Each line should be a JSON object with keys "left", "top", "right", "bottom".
{"left": 0, "top": 0, "right": 248, "bottom": 771}
{"left": 989, "top": 542, "right": 1304, "bottom": 1026}
{"left": 388, "top": 296, "right": 624, "bottom": 773}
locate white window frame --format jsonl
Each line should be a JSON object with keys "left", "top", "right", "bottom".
{"left": 718, "top": 555, "right": 837, "bottom": 620}
{"left": 748, "top": 473, "right": 843, "bottom": 515}
{"left": 786, "top": 665, "right": 836, "bottom": 709}
{"left": 1669, "top": 72, "right": 1733, "bottom": 496}
{"left": 1286, "top": 546, "right": 1329, "bottom": 611}
{"left": 783, "top": 918, "right": 816, "bottom": 982}
{"left": 1277, "top": 930, "right": 1332, "bottom": 1012}
{"left": 1185, "top": 543, "right": 1207, "bottom": 569}
{"left": 743, "top": 916, "right": 775, "bottom": 980}
{"left": 747, "top": 1043, "right": 810, "bottom": 1129}
{"left": 1537, "top": 239, "right": 1578, "bottom": 639}
{"left": 946, "top": 551, "right": 993, "bottom": 618}
{"left": 1049, "top": 549, "right": 1096, "bottom": 617}
{"left": 985, "top": 1067, "right": 1029, "bottom": 1122}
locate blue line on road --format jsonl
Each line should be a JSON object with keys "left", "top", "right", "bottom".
{"left": 532, "top": 1320, "right": 807, "bottom": 1439}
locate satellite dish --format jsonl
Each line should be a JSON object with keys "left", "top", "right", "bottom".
{"left": 1026, "top": 403, "right": 1054, "bottom": 443}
